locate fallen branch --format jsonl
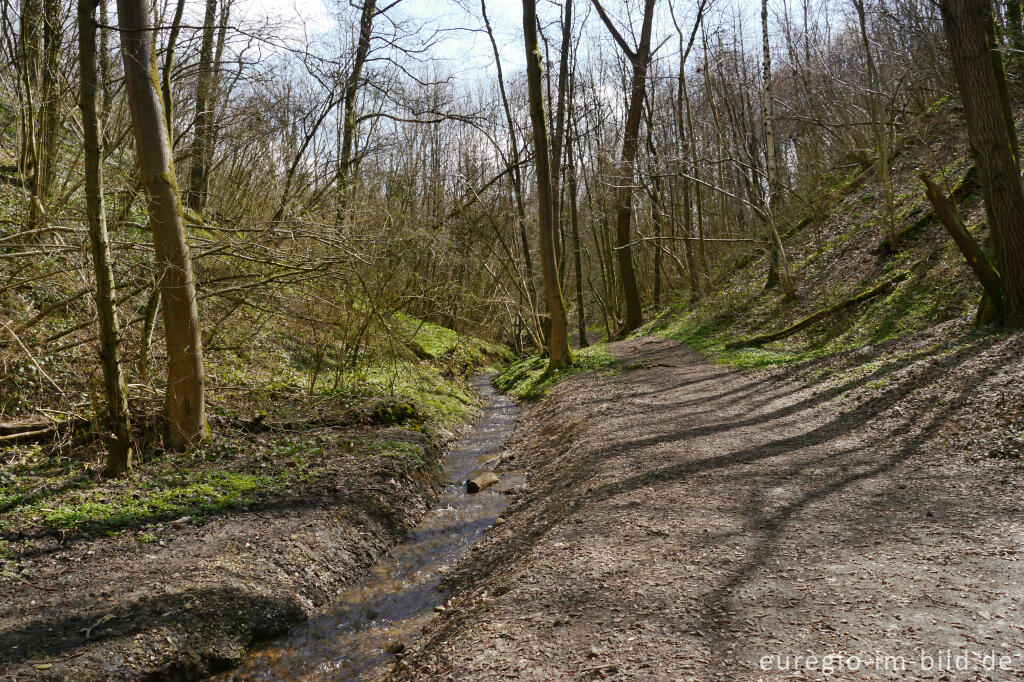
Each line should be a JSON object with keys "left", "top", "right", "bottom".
{"left": 878, "top": 166, "right": 978, "bottom": 252}
{"left": 0, "top": 417, "right": 90, "bottom": 447}
{"left": 919, "top": 172, "right": 1002, "bottom": 322}
{"left": 727, "top": 273, "right": 907, "bottom": 348}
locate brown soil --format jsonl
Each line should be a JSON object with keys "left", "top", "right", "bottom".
{"left": 0, "top": 424, "right": 451, "bottom": 681}
{"left": 388, "top": 331, "right": 1024, "bottom": 680}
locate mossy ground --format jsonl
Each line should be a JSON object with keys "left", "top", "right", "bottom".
{"left": 493, "top": 344, "right": 620, "bottom": 400}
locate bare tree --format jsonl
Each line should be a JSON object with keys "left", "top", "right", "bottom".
{"left": 79, "top": 0, "right": 132, "bottom": 474}
{"left": 761, "top": 0, "right": 795, "bottom": 297}
{"left": 523, "top": 0, "right": 572, "bottom": 369}
{"left": 118, "top": 0, "right": 208, "bottom": 449}
{"left": 590, "top": 0, "right": 656, "bottom": 333}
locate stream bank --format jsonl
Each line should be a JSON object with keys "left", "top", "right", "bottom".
{"left": 0, "top": 376, "right": 516, "bottom": 681}
{"left": 215, "top": 375, "right": 521, "bottom": 680}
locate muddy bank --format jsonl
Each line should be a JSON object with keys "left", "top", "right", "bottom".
{"left": 0, "top": 422, "right": 452, "bottom": 681}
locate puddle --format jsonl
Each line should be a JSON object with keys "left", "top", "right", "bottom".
{"left": 213, "top": 374, "right": 520, "bottom": 680}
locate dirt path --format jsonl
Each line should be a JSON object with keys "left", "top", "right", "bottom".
{"left": 387, "top": 335, "right": 1024, "bottom": 680}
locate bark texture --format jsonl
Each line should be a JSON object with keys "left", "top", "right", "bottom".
{"left": 523, "top": 0, "right": 572, "bottom": 370}
{"left": 79, "top": 0, "right": 133, "bottom": 474}
{"left": 940, "top": 0, "right": 1024, "bottom": 322}
{"left": 118, "top": 0, "right": 208, "bottom": 450}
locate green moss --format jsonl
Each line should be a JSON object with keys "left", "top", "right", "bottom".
{"left": 494, "top": 344, "right": 619, "bottom": 400}
{"left": 1, "top": 468, "right": 281, "bottom": 538}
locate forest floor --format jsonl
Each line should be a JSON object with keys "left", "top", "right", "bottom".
{"left": 387, "top": 328, "right": 1024, "bottom": 681}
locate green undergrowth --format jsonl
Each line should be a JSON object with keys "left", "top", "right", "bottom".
{"left": 494, "top": 344, "right": 619, "bottom": 400}
{"left": 0, "top": 428, "right": 430, "bottom": 551}
{"left": 0, "top": 313, "right": 497, "bottom": 553}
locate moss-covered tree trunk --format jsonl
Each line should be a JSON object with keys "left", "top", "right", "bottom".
{"left": 118, "top": 0, "right": 208, "bottom": 450}
{"left": 940, "top": 0, "right": 1024, "bottom": 323}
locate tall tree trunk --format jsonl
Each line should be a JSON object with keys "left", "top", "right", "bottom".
{"left": 20, "top": 0, "right": 42, "bottom": 228}
{"left": 853, "top": 0, "right": 897, "bottom": 250}
{"left": 118, "top": 0, "right": 208, "bottom": 450}
{"left": 336, "top": 0, "right": 377, "bottom": 222}
{"left": 940, "top": 0, "right": 1024, "bottom": 322}
{"left": 481, "top": 0, "right": 539, "bottom": 338}
{"left": 35, "top": 0, "right": 61, "bottom": 229}
{"left": 761, "top": 0, "right": 796, "bottom": 298}
{"left": 99, "top": 0, "right": 112, "bottom": 123}
{"left": 184, "top": 0, "right": 217, "bottom": 211}
{"left": 550, "top": 0, "right": 573, "bottom": 269}
{"left": 80, "top": 0, "right": 133, "bottom": 475}
{"left": 590, "top": 0, "right": 655, "bottom": 334}
{"left": 567, "top": 105, "right": 588, "bottom": 348}
{"left": 523, "top": 0, "right": 572, "bottom": 369}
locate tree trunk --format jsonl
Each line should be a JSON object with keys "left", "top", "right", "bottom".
{"left": 761, "top": 0, "right": 796, "bottom": 298}
{"left": 523, "top": 0, "right": 572, "bottom": 369}
{"left": 118, "top": 0, "right": 208, "bottom": 450}
{"left": 36, "top": 0, "right": 62, "bottom": 229}
{"left": 185, "top": 0, "right": 217, "bottom": 211}
{"left": 853, "top": 0, "right": 897, "bottom": 250}
{"left": 940, "top": 0, "right": 1024, "bottom": 322}
{"left": 336, "top": 0, "right": 377, "bottom": 222}
{"left": 550, "top": 0, "right": 573, "bottom": 269}
{"left": 590, "top": 0, "right": 655, "bottom": 334}
{"left": 80, "top": 0, "right": 133, "bottom": 475}
{"left": 567, "top": 108, "right": 588, "bottom": 348}
{"left": 21, "top": 0, "right": 42, "bottom": 229}
{"left": 481, "top": 0, "right": 539, "bottom": 337}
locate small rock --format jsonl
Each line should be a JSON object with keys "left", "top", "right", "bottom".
{"left": 434, "top": 604, "right": 445, "bottom": 613}
{"left": 494, "top": 517, "right": 506, "bottom": 526}
{"left": 589, "top": 645, "right": 603, "bottom": 658}
{"left": 170, "top": 516, "right": 192, "bottom": 526}
{"left": 387, "top": 641, "right": 405, "bottom": 654}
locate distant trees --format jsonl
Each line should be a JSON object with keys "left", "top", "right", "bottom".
{"left": 118, "top": 0, "right": 207, "bottom": 450}
{"left": 940, "top": 0, "right": 1024, "bottom": 323}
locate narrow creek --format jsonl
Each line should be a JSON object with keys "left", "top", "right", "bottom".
{"left": 214, "top": 374, "right": 520, "bottom": 681}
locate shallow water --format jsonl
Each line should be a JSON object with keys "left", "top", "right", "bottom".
{"left": 214, "top": 374, "right": 520, "bottom": 681}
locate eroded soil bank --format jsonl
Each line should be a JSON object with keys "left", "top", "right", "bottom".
{"left": 387, "top": 331, "right": 1024, "bottom": 681}
{"left": 1, "top": 422, "right": 451, "bottom": 681}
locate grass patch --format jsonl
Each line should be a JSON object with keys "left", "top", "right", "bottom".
{"left": 494, "top": 345, "right": 618, "bottom": 400}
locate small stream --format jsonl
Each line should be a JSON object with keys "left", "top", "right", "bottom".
{"left": 214, "top": 374, "right": 520, "bottom": 681}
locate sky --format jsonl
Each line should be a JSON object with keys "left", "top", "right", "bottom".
{"left": 227, "top": 0, "right": 769, "bottom": 87}
{"left": 238, "top": 0, "right": 529, "bottom": 80}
